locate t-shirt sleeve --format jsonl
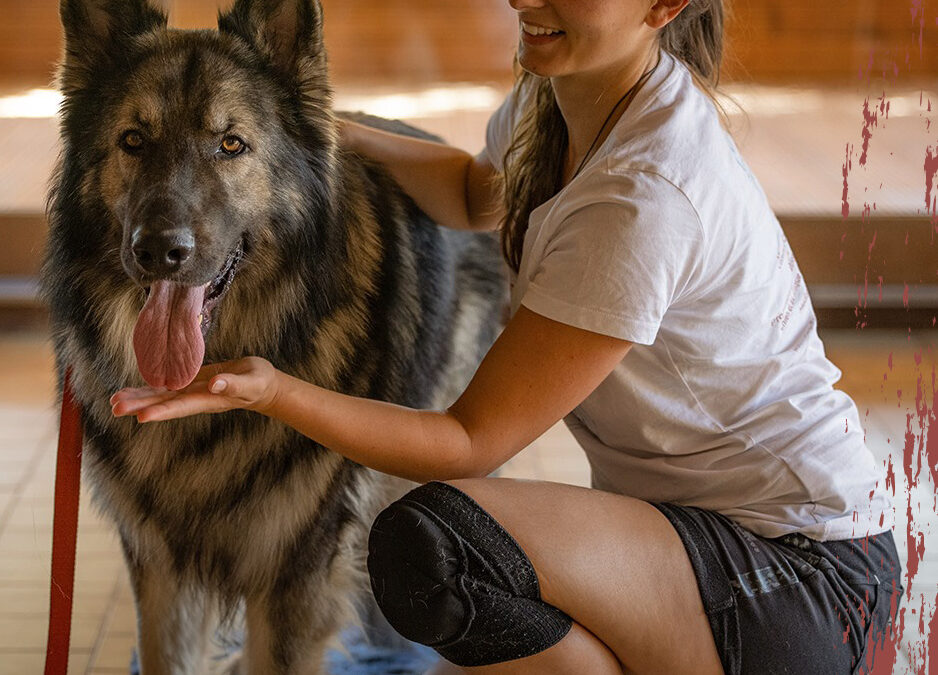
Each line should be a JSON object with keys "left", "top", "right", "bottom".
{"left": 479, "top": 91, "right": 517, "bottom": 172}
{"left": 519, "top": 172, "right": 704, "bottom": 345}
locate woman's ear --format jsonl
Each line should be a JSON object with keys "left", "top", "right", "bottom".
{"left": 645, "top": 0, "right": 691, "bottom": 30}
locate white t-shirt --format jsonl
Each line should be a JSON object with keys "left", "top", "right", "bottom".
{"left": 483, "top": 50, "right": 892, "bottom": 541}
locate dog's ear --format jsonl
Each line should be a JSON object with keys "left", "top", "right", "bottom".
{"left": 218, "top": 0, "right": 326, "bottom": 77}
{"left": 59, "top": 0, "right": 168, "bottom": 92}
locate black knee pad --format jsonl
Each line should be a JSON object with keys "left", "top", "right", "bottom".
{"left": 367, "top": 481, "right": 572, "bottom": 667}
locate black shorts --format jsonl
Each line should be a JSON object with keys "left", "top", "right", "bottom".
{"left": 652, "top": 502, "right": 903, "bottom": 675}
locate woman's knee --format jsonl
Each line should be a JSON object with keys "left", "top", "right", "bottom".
{"left": 366, "top": 480, "right": 572, "bottom": 668}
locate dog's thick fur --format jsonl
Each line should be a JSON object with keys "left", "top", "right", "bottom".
{"left": 42, "top": 0, "right": 506, "bottom": 672}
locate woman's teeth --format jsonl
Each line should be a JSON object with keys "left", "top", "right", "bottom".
{"left": 521, "top": 22, "right": 563, "bottom": 37}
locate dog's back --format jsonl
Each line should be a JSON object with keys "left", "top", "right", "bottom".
{"left": 336, "top": 111, "right": 506, "bottom": 409}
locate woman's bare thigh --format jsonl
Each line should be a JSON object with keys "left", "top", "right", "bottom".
{"left": 445, "top": 477, "right": 724, "bottom": 675}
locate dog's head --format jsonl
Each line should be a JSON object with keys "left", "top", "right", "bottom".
{"left": 58, "top": 0, "right": 336, "bottom": 389}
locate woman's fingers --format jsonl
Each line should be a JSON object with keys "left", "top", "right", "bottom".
{"left": 111, "top": 381, "right": 220, "bottom": 419}
{"left": 208, "top": 360, "right": 275, "bottom": 406}
{"left": 110, "top": 377, "right": 211, "bottom": 406}
{"left": 207, "top": 373, "right": 252, "bottom": 400}
{"left": 135, "top": 392, "right": 235, "bottom": 422}
{"left": 111, "top": 389, "right": 181, "bottom": 416}
{"left": 110, "top": 358, "right": 274, "bottom": 421}
{"left": 109, "top": 386, "right": 168, "bottom": 405}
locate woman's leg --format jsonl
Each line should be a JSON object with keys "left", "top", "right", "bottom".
{"left": 426, "top": 622, "right": 623, "bottom": 674}
{"left": 446, "top": 477, "right": 724, "bottom": 675}
{"left": 372, "top": 477, "right": 725, "bottom": 675}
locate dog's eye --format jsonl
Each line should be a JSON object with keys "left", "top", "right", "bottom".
{"left": 120, "top": 130, "right": 144, "bottom": 152}
{"left": 219, "top": 136, "right": 247, "bottom": 156}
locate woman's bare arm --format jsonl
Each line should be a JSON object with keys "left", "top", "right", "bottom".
{"left": 341, "top": 120, "right": 503, "bottom": 232}
{"left": 111, "top": 306, "right": 633, "bottom": 482}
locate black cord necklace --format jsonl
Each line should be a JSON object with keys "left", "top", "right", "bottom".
{"left": 568, "top": 57, "right": 661, "bottom": 184}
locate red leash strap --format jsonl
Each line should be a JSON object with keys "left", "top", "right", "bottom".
{"left": 44, "top": 368, "right": 83, "bottom": 675}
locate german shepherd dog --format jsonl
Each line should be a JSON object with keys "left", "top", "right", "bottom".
{"left": 43, "top": 0, "right": 505, "bottom": 672}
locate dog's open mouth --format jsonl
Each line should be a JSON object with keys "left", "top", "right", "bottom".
{"left": 202, "top": 241, "right": 244, "bottom": 324}
{"left": 132, "top": 239, "right": 245, "bottom": 391}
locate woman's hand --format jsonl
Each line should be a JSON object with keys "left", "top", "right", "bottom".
{"left": 110, "top": 356, "right": 281, "bottom": 422}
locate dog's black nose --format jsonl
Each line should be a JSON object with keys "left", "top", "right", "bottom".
{"left": 132, "top": 228, "right": 196, "bottom": 276}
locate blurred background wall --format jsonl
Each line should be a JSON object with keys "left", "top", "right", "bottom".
{"left": 0, "top": 1, "right": 928, "bottom": 87}
{"left": 0, "top": 0, "right": 936, "bottom": 327}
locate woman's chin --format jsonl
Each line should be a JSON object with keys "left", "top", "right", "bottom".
{"left": 517, "top": 52, "right": 560, "bottom": 78}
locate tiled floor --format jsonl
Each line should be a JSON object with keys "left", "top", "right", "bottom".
{"left": 0, "top": 326, "right": 935, "bottom": 674}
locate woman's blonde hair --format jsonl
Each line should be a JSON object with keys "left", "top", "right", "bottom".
{"left": 499, "top": 0, "right": 729, "bottom": 273}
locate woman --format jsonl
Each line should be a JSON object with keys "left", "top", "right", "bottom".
{"left": 112, "top": 0, "right": 903, "bottom": 672}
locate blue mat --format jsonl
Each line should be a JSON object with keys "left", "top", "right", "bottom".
{"left": 326, "top": 627, "right": 439, "bottom": 675}
{"left": 129, "top": 625, "right": 438, "bottom": 674}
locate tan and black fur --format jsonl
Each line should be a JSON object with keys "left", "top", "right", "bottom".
{"left": 42, "top": 0, "right": 506, "bottom": 672}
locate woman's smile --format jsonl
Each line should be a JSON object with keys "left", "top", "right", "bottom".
{"left": 512, "top": 1, "right": 657, "bottom": 81}
{"left": 520, "top": 20, "right": 565, "bottom": 45}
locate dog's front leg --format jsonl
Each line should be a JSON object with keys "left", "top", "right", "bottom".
{"left": 243, "top": 583, "right": 345, "bottom": 675}
{"left": 125, "top": 551, "right": 216, "bottom": 675}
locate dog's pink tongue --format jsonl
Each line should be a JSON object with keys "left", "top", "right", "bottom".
{"left": 133, "top": 280, "right": 207, "bottom": 390}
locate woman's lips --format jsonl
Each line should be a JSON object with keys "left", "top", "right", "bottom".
{"left": 520, "top": 20, "right": 564, "bottom": 46}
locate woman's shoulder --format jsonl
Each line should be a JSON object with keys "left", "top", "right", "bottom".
{"left": 598, "top": 65, "right": 773, "bottom": 238}
{"left": 607, "top": 66, "right": 733, "bottom": 180}
{"left": 538, "top": 168, "right": 704, "bottom": 252}
{"left": 563, "top": 165, "right": 698, "bottom": 217}
{"left": 483, "top": 86, "right": 526, "bottom": 172}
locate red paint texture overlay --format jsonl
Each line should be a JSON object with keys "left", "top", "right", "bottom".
{"left": 926, "top": 147, "right": 938, "bottom": 221}
{"left": 842, "top": 2, "right": 937, "bottom": 672}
